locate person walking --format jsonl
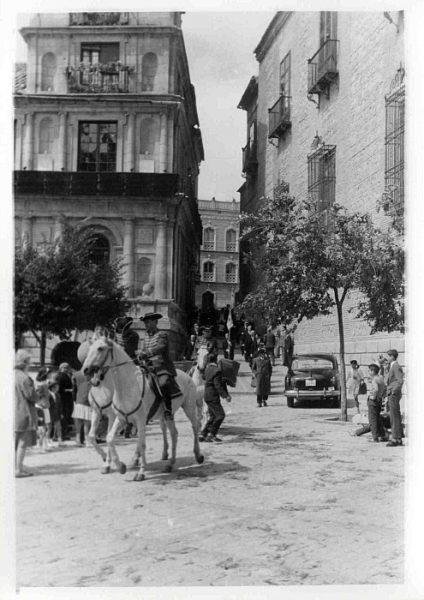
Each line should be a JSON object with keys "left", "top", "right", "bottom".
{"left": 264, "top": 326, "right": 276, "bottom": 366}
{"left": 251, "top": 344, "right": 273, "bottom": 407}
{"left": 222, "top": 332, "right": 234, "bottom": 360}
{"left": 14, "top": 350, "right": 38, "bottom": 477}
{"left": 283, "top": 325, "right": 295, "bottom": 367}
{"left": 199, "top": 351, "right": 231, "bottom": 443}
{"left": 367, "top": 363, "right": 388, "bottom": 442}
{"left": 385, "top": 349, "right": 404, "bottom": 447}
{"left": 347, "top": 360, "right": 366, "bottom": 414}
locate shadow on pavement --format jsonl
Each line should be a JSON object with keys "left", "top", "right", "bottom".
{"left": 136, "top": 456, "right": 250, "bottom": 484}
{"left": 30, "top": 463, "right": 100, "bottom": 476}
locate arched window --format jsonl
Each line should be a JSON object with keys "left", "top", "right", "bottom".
{"left": 140, "top": 117, "right": 158, "bottom": 156}
{"left": 41, "top": 52, "right": 56, "bottom": 91}
{"left": 225, "top": 263, "right": 237, "bottom": 283}
{"left": 141, "top": 53, "right": 158, "bottom": 91}
{"left": 203, "top": 261, "right": 214, "bottom": 282}
{"left": 88, "top": 234, "right": 110, "bottom": 265}
{"left": 135, "top": 257, "right": 152, "bottom": 296}
{"left": 39, "top": 117, "right": 54, "bottom": 154}
{"left": 226, "top": 228, "right": 237, "bottom": 252}
{"left": 203, "top": 227, "right": 215, "bottom": 251}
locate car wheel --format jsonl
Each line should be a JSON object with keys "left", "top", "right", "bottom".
{"left": 287, "top": 397, "right": 294, "bottom": 408}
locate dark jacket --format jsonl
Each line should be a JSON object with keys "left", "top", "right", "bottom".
{"left": 142, "top": 329, "right": 176, "bottom": 377}
{"left": 264, "top": 332, "right": 276, "bottom": 348}
{"left": 204, "top": 363, "right": 229, "bottom": 404}
{"left": 251, "top": 354, "right": 272, "bottom": 396}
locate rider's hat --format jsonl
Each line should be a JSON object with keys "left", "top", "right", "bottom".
{"left": 140, "top": 312, "right": 163, "bottom": 322}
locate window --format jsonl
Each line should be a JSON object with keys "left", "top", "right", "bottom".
{"left": 202, "top": 261, "right": 214, "bottom": 282}
{"left": 140, "top": 118, "right": 158, "bottom": 156}
{"left": 384, "top": 86, "right": 405, "bottom": 213}
{"left": 308, "top": 145, "right": 336, "bottom": 212}
{"left": 78, "top": 122, "right": 117, "bottom": 171}
{"left": 88, "top": 234, "right": 110, "bottom": 265}
{"left": 41, "top": 53, "right": 56, "bottom": 91}
{"left": 319, "top": 12, "right": 337, "bottom": 46}
{"left": 308, "top": 13, "right": 338, "bottom": 96}
{"left": 226, "top": 229, "right": 237, "bottom": 252}
{"left": 39, "top": 117, "right": 54, "bottom": 154}
{"left": 141, "top": 53, "right": 158, "bottom": 91}
{"left": 135, "top": 257, "right": 152, "bottom": 296}
{"left": 268, "top": 53, "right": 291, "bottom": 139}
{"left": 203, "top": 227, "right": 215, "bottom": 251}
{"left": 81, "top": 43, "right": 119, "bottom": 65}
{"left": 225, "top": 263, "right": 237, "bottom": 283}
{"left": 280, "top": 51, "right": 291, "bottom": 99}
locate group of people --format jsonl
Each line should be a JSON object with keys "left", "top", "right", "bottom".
{"left": 348, "top": 349, "right": 404, "bottom": 447}
{"left": 239, "top": 320, "right": 295, "bottom": 368}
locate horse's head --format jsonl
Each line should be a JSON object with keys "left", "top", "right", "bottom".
{"left": 196, "top": 347, "right": 209, "bottom": 371}
{"left": 82, "top": 337, "right": 114, "bottom": 377}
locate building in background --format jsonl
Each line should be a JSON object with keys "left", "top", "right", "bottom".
{"left": 14, "top": 11, "right": 204, "bottom": 359}
{"left": 196, "top": 198, "right": 240, "bottom": 327}
{"left": 239, "top": 11, "right": 405, "bottom": 366}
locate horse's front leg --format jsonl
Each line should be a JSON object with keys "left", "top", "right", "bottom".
{"left": 106, "top": 415, "right": 127, "bottom": 475}
{"left": 87, "top": 410, "right": 108, "bottom": 468}
{"left": 133, "top": 416, "right": 147, "bottom": 481}
{"left": 159, "top": 412, "right": 169, "bottom": 461}
{"left": 163, "top": 415, "right": 178, "bottom": 473}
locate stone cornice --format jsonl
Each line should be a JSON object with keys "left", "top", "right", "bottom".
{"left": 254, "top": 12, "right": 292, "bottom": 63}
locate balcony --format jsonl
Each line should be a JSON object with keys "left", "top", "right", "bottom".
{"left": 242, "top": 140, "right": 258, "bottom": 174}
{"left": 14, "top": 171, "right": 179, "bottom": 198}
{"left": 308, "top": 39, "right": 339, "bottom": 96}
{"left": 66, "top": 63, "right": 134, "bottom": 93}
{"left": 268, "top": 96, "right": 291, "bottom": 139}
{"left": 69, "top": 13, "right": 129, "bottom": 26}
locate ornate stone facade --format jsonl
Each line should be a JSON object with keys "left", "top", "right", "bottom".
{"left": 14, "top": 12, "right": 204, "bottom": 359}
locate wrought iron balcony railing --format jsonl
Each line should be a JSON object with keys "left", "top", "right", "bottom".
{"left": 268, "top": 96, "right": 291, "bottom": 139}
{"left": 69, "top": 12, "right": 129, "bottom": 26}
{"left": 242, "top": 139, "right": 258, "bottom": 173}
{"left": 66, "top": 63, "right": 134, "bottom": 93}
{"left": 14, "top": 171, "right": 179, "bottom": 198}
{"left": 308, "top": 39, "right": 339, "bottom": 96}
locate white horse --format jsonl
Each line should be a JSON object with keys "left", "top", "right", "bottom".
{"left": 189, "top": 346, "right": 209, "bottom": 431}
{"left": 82, "top": 338, "right": 204, "bottom": 481}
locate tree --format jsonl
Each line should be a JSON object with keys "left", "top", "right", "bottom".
{"left": 15, "top": 224, "right": 129, "bottom": 364}
{"left": 240, "top": 183, "right": 404, "bottom": 421}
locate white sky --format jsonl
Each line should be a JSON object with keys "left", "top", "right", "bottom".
{"left": 13, "top": 10, "right": 273, "bottom": 202}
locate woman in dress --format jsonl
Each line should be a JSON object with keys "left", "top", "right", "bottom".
{"left": 14, "top": 349, "right": 38, "bottom": 477}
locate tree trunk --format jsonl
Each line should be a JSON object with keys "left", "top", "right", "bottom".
{"left": 40, "top": 331, "right": 47, "bottom": 366}
{"left": 334, "top": 288, "right": 348, "bottom": 421}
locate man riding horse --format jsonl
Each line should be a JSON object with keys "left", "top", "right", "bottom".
{"left": 137, "top": 312, "right": 179, "bottom": 421}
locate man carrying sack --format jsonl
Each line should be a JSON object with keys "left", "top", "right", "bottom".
{"left": 138, "top": 313, "right": 179, "bottom": 421}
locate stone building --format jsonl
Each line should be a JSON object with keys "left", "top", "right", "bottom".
{"left": 196, "top": 198, "right": 240, "bottom": 318}
{"left": 14, "top": 11, "right": 204, "bottom": 359}
{"left": 238, "top": 11, "right": 405, "bottom": 366}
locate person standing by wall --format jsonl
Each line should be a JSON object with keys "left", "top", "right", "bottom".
{"left": 367, "top": 363, "right": 388, "bottom": 442}
{"left": 347, "top": 360, "right": 365, "bottom": 414}
{"left": 14, "top": 350, "right": 38, "bottom": 477}
{"left": 251, "top": 344, "right": 273, "bottom": 407}
{"left": 385, "top": 349, "right": 404, "bottom": 447}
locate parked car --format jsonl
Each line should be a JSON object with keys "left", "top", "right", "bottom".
{"left": 284, "top": 353, "right": 340, "bottom": 408}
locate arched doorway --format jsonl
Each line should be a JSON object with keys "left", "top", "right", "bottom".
{"left": 88, "top": 233, "right": 110, "bottom": 265}
{"left": 201, "top": 290, "right": 214, "bottom": 312}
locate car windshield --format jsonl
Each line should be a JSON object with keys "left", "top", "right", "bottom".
{"left": 291, "top": 357, "right": 334, "bottom": 370}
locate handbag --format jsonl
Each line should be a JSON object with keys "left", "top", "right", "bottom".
{"left": 358, "top": 381, "right": 367, "bottom": 395}
{"left": 250, "top": 375, "right": 256, "bottom": 388}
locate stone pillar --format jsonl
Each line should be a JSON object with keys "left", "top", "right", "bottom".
{"left": 154, "top": 220, "right": 167, "bottom": 298}
{"left": 124, "top": 113, "right": 136, "bottom": 172}
{"left": 159, "top": 113, "right": 168, "bottom": 173}
{"left": 167, "top": 115, "right": 174, "bottom": 173}
{"left": 123, "top": 218, "right": 135, "bottom": 296}
{"left": 21, "top": 217, "right": 33, "bottom": 248}
{"left": 22, "top": 112, "right": 34, "bottom": 170}
{"left": 57, "top": 112, "right": 68, "bottom": 171}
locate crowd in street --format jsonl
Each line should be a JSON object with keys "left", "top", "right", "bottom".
{"left": 14, "top": 311, "right": 405, "bottom": 478}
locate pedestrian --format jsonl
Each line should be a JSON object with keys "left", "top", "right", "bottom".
{"left": 264, "top": 326, "right": 276, "bottom": 366}
{"left": 34, "top": 370, "right": 53, "bottom": 452}
{"left": 385, "top": 349, "right": 404, "bottom": 447}
{"left": 72, "top": 369, "right": 92, "bottom": 446}
{"left": 184, "top": 334, "right": 197, "bottom": 361}
{"left": 239, "top": 323, "right": 249, "bottom": 359}
{"left": 346, "top": 360, "right": 366, "bottom": 414}
{"left": 367, "top": 363, "right": 388, "bottom": 442}
{"left": 222, "top": 332, "right": 234, "bottom": 360}
{"left": 194, "top": 325, "right": 218, "bottom": 356}
{"left": 251, "top": 344, "right": 273, "bottom": 407}
{"left": 57, "top": 363, "right": 74, "bottom": 440}
{"left": 199, "top": 351, "right": 231, "bottom": 443}
{"left": 14, "top": 349, "right": 38, "bottom": 477}
{"left": 276, "top": 319, "right": 285, "bottom": 363}
{"left": 283, "top": 325, "right": 295, "bottom": 367}
{"left": 47, "top": 376, "right": 64, "bottom": 446}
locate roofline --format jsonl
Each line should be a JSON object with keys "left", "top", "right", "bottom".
{"left": 254, "top": 12, "right": 292, "bottom": 62}
{"left": 237, "top": 76, "right": 258, "bottom": 111}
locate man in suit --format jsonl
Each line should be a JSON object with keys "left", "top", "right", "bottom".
{"left": 222, "top": 332, "right": 234, "bottom": 360}
{"left": 385, "top": 349, "right": 404, "bottom": 447}
{"left": 283, "top": 325, "right": 296, "bottom": 367}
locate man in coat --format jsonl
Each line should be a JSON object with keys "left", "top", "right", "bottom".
{"left": 283, "top": 325, "right": 295, "bottom": 367}
{"left": 385, "top": 349, "right": 404, "bottom": 447}
{"left": 138, "top": 313, "right": 179, "bottom": 421}
{"left": 199, "top": 350, "right": 231, "bottom": 442}
{"left": 251, "top": 344, "right": 272, "bottom": 407}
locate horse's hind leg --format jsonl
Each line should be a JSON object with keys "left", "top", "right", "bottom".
{"left": 133, "top": 418, "right": 148, "bottom": 482}
{"left": 159, "top": 413, "right": 169, "bottom": 461}
{"left": 106, "top": 416, "right": 127, "bottom": 475}
{"left": 163, "top": 416, "right": 178, "bottom": 472}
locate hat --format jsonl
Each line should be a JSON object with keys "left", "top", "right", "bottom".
{"left": 140, "top": 312, "right": 163, "bottom": 322}
{"left": 201, "top": 325, "right": 212, "bottom": 333}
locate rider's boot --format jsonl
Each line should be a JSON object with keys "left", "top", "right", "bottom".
{"left": 163, "top": 395, "right": 174, "bottom": 421}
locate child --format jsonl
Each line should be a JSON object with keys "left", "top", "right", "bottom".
{"left": 47, "top": 376, "right": 64, "bottom": 446}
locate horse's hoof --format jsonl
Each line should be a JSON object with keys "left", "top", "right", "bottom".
{"left": 101, "top": 466, "right": 111, "bottom": 475}
{"left": 196, "top": 454, "right": 205, "bottom": 464}
{"left": 133, "top": 473, "right": 146, "bottom": 482}
{"left": 118, "top": 462, "right": 127, "bottom": 475}
{"left": 164, "top": 464, "right": 173, "bottom": 473}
